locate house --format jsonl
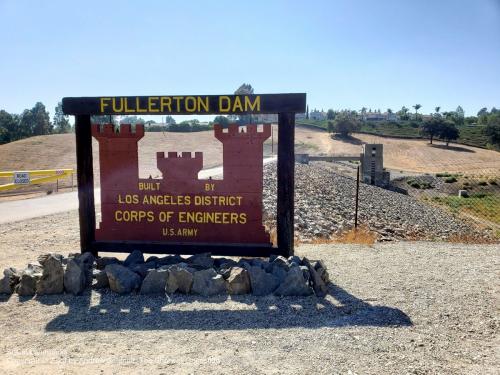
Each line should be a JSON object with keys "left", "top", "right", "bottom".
{"left": 362, "top": 111, "right": 399, "bottom": 122}
{"left": 309, "top": 109, "right": 326, "bottom": 121}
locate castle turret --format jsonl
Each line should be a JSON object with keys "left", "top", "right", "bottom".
{"left": 157, "top": 151, "right": 203, "bottom": 182}
{"left": 214, "top": 123, "right": 270, "bottom": 191}
{"left": 92, "top": 123, "right": 144, "bottom": 191}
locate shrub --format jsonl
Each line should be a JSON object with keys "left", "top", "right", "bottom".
{"left": 488, "top": 179, "right": 497, "bottom": 185}
{"left": 478, "top": 180, "right": 488, "bottom": 186}
{"left": 407, "top": 179, "right": 432, "bottom": 189}
{"left": 436, "top": 172, "right": 452, "bottom": 177}
{"left": 444, "top": 177, "right": 457, "bottom": 183}
{"left": 471, "top": 193, "right": 487, "bottom": 199}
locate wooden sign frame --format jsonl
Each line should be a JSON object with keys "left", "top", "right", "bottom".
{"left": 62, "top": 93, "right": 306, "bottom": 257}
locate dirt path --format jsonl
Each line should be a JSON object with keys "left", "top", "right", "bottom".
{"left": 0, "top": 212, "right": 497, "bottom": 374}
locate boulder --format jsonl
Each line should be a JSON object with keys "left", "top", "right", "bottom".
{"left": 300, "top": 265, "right": 311, "bottom": 281}
{"left": 187, "top": 253, "right": 214, "bottom": 269}
{"left": 191, "top": 268, "right": 226, "bottom": 296}
{"left": 105, "top": 264, "right": 142, "bottom": 294}
{"left": 249, "top": 258, "right": 268, "bottom": 269}
{"left": 312, "top": 260, "right": 330, "bottom": 284}
{"left": 303, "top": 257, "right": 328, "bottom": 297}
{"left": 226, "top": 267, "right": 251, "bottom": 295}
{"left": 272, "top": 256, "right": 290, "bottom": 270}
{"left": 37, "top": 253, "right": 63, "bottom": 265}
{"left": 166, "top": 265, "right": 194, "bottom": 294}
{"left": 131, "top": 261, "right": 157, "bottom": 279}
{"left": 145, "top": 256, "right": 159, "bottom": 264}
{"left": 78, "top": 252, "right": 95, "bottom": 268}
{"left": 157, "top": 254, "right": 184, "bottom": 266}
{"left": 71, "top": 252, "right": 95, "bottom": 287}
{"left": 64, "top": 259, "right": 87, "bottom": 295}
{"left": 16, "top": 274, "right": 39, "bottom": 296}
{"left": 247, "top": 266, "right": 279, "bottom": 296}
{"left": 123, "top": 250, "right": 144, "bottom": 267}
{"left": 214, "top": 257, "right": 237, "bottom": 269}
{"left": 269, "top": 263, "right": 288, "bottom": 283}
{"left": 96, "top": 257, "right": 120, "bottom": 270}
{"left": 140, "top": 269, "right": 168, "bottom": 295}
{"left": 288, "top": 256, "right": 302, "bottom": 267}
{"left": 93, "top": 269, "right": 109, "bottom": 289}
{"left": 0, "top": 268, "right": 18, "bottom": 294}
{"left": 36, "top": 254, "right": 64, "bottom": 295}
{"left": 274, "top": 266, "right": 313, "bottom": 296}
{"left": 269, "top": 254, "right": 279, "bottom": 263}
{"left": 217, "top": 266, "right": 232, "bottom": 280}
{"left": 16, "top": 264, "right": 42, "bottom": 296}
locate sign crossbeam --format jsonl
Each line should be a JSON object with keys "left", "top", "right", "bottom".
{"left": 63, "top": 94, "right": 306, "bottom": 115}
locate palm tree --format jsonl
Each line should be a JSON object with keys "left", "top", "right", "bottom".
{"left": 413, "top": 104, "right": 422, "bottom": 120}
{"left": 399, "top": 106, "right": 409, "bottom": 120}
{"left": 387, "top": 108, "right": 393, "bottom": 114}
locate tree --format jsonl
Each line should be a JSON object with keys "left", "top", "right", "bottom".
{"left": 19, "top": 109, "right": 35, "bottom": 139}
{"left": 91, "top": 115, "right": 118, "bottom": 125}
{"left": 435, "top": 106, "right": 441, "bottom": 114}
{"left": 213, "top": 115, "right": 230, "bottom": 127}
{"left": 387, "top": 108, "right": 393, "bottom": 114}
{"left": 438, "top": 121, "right": 459, "bottom": 146}
{"left": 333, "top": 112, "right": 360, "bottom": 137}
{"left": 454, "top": 106, "right": 465, "bottom": 125}
{"left": 327, "top": 121, "right": 334, "bottom": 133}
{"left": 53, "top": 102, "right": 71, "bottom": 133}
{"left": 235, "top": 83, "right": 254, "bottom": 124}
{"left": 420, "top": 117, "right": 442, "bottom": 144}
{"left": 0, "top": 110, "right": 19, "bottom": 143}
{"left": 413, "top": 104, "right": 422, "bottom": 120}
{"left": 327, "top": 109, "right": 335, "bottom": 120}
{"left": 306, "top": 105, "right": 309, "bottom": 119}
{"left": 477, "top": 107, "right": 488, "bottom": 117}
{"left": 360, "top": 107, "right": 367, "bottom": 120}
{"left": 484, "top": 114, "right": 500, "bottom": 147}
{"left": 398, "top": 106, "right": 410, "bottom": 120}
{"left": 164, "top": 115, "right": 176, "bottom": 125}
{"left": 235, "top": 83, "right": 254, "bottom": 95}
{"left": 120, "top": 115, "right": 145, "bottom": 124}
{"left": 31, "top": 102, "right": 52, "bottom": 135}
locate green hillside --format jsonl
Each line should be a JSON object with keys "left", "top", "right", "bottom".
{"left": 297, "top": 119, "right": 491, "bottom": 149}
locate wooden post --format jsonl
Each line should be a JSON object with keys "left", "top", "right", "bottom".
{"left": 355, "top": 164, "right": 360, "bottom": 228}
{"left": 277, "top": 112, "right": 295, "bottom": 256}
{"left": 271, "top": 125, "right": 274, "bottom": 155}
{"left": 75, "top": 115, "right": 96, "bottom": 255}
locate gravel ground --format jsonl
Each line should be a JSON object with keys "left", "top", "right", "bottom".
{"left": 263, "top": 162, "right": 495, "bottom": 242}
{"left": 0, "top": 209, "right": 498, "bottom": 374}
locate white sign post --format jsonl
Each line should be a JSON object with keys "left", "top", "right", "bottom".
{"left": 13, "top": 172, "right": 30, "bottom": 185}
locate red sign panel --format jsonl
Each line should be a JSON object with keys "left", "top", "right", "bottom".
{"left": 92, "top": 123, "right": 271, "bottom": 244}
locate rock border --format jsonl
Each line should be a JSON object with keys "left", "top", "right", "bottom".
{"left": 0, "top": 251, "right": 330, "bottom": 298}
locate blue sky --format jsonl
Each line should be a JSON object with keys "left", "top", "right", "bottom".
{"left": 1, "top": 0, "right": 499, "bottom": 121}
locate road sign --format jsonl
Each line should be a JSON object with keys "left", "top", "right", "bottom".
{"left": 13, "top": 172, "right": 30, "bottom": 185}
